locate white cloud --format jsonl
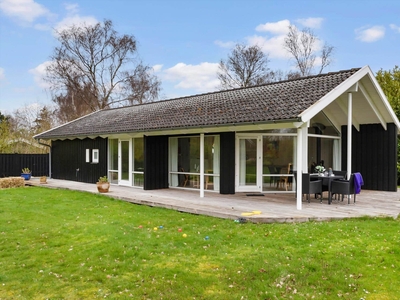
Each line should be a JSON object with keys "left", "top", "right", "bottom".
{"left": 54, "top": 15, "right": 98, "bottom": 34}
{"left": 251, "top": 18, "right": 331, "bottom": 60}
{"left": 152, "top": 64, "right": 163, "bottom": 72}
{"left": 29, "top": 61, "right": 52, "bottom": 89}
{"left": 162, "top": 62, "right": 219, "bottom": 92}
{"left": 355, "top": 25, "right": 385, "bottom": 42}
{"left": 390, "top": 24, "right": 400, "bottom": 33}
{"left": 296, "top": 17, "right": 324, "bottom": 29}
{"left": 49, "top": 3, "right": 98, "bottom": 34}
{"left": 214, "top": 40, "right": 235, "bottom": 48}
{"left": 255, "top": 19, "right": 291, "bottom": 35}
{"left": 0, "top": 67, "right": 5, "bottom": 81}
{"left": 0, "top": 0, "right": 53, "bottom": 23}
{"left": 64, "top": 3, "right": 79, "bottom": 14}
{"left": 246, "top": 34, "right": 290, "bottom": 59}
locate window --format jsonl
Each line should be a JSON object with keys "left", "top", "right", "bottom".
{"left": 132, "top": 138, "right": 144, "bottom": 187}
{"left": 85, "top": 149, "right": 90, "bottom": 163}
{"left": 262, "top": 135, "right": 295, "bottom": 192}
{"left": 92, "top": 149, "right": 99, "bottom": 163}
{"left": 108, "top": 139, "right": 118, "bottom": 184}
{"left": 169, "top": 135, "right": 220, "bottom": 191}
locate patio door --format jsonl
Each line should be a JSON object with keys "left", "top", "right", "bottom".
{"left": 236, "top": 136, "right": 262, "bottom": 192}
{"left": 119, "top": 139, "right": 131, "bottom": 186}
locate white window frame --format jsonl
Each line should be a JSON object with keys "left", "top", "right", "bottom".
{"left": 92, "top": 149, "right": 99, "bottom": 163}
{"left": 85, "top": 149, "right": 90, "bottom": 163}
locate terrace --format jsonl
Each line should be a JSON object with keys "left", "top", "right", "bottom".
{"left": 27, "top": 178, "right": 400, "bottom": 223}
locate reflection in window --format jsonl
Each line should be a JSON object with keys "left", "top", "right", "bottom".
{"left": 170, "top": 135, "right": 220, "bottom": 191}
{"left": 262, "top": 136, "right": 294, "bottom": 192}
{"left": 108, "top": 139, "right": 118, "bottom": 184}
{"left": 132, "top": 138, "right": 144, "bottom": 187}
{"left": 308, "top": 137, "right": 338, "bottom": 172}
{"left": 308, "top": 112, "right": 340, "bottom": 172}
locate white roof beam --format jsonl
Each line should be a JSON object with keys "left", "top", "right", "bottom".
{"left": 359, "top": 82, "right": 387, "bottom": 130}
{"left": 320, "top": 109, "right": 341, "bottom": 133}
{"left": 336, "top": 97, "right": 360, "bottom": 131}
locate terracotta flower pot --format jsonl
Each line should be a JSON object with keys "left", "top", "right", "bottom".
{"left": 96, "top": 182, "right": 110, "bottom": 193}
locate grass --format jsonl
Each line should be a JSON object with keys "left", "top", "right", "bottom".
{"left": 0, "top": 187, "right": 399, "bottom": 299}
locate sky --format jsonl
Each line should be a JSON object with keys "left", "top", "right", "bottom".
{"left": 0, "top": 0, "right": 399, "bottom": 115}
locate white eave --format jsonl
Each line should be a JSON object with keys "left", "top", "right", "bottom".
{"left": 299, "top": 65, "right": 400, "bottom": 133}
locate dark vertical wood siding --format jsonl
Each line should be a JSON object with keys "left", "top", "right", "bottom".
{"left": 219, "top": 132, "right": 236, "bottom": 194}
{"left": 341, "top": 123, "right": 397, "bottom": 191}
{"left": 144, "top": 135, "right": 169, "bottom": 190}
{"left": 0, "top": 154, "right": 49, "bottom": 177}
{"left": 52, "top": 138, "right": 107, "bottom": 183}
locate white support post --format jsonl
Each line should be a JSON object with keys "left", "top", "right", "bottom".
{"left": 200, "top": 133, "right": 205, "bottom": 198}
{"left": 296, "top": 126, "right": 303, "bottom": 210}
{"left": 347, "top": 93, "right": 352, "bottom": 180}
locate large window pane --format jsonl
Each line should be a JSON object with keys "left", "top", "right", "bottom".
{"left": 133, "top": 138, "right": 144, "bottom": 171}
{"left": 169, "top": 135, "right": 220, "bottom": 191}
{"left": 121, "top": 140, "right": 129, "bottom": 181}
{"left": 262, "top": 136, "right": 294, "bottom": 192}
{"left": 108, "top": 139, "right": 119, "bottom": 184}
{"left": 308, "top": 137, "right": 334, "bottom": 172}
{"left": 109, "top": 139, "right": 118, "bottom": 170}
{"left": 239, "top": 139, "right": 257, "bottom": 186}
{"left": 133, "top": 138, "right": 144, "bottom": 187}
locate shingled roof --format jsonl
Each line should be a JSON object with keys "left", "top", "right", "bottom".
{"left": 35, "top": 68, "right": 361, "bottom": 140}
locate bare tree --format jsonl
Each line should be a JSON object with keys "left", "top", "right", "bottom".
{"left": 5, "top": 105, "right": 54, "bottom": 153}
{"left": 217, "top": 44, "right": 275, "bottom": 89}
{"left": 284, "top": 25, "right": 334, "bottom": 77}
{"left": 122, "top": 64, "right": 162, "bottom": 104}
{"left": 53, "top": 85, "right": 97, "bottom": 123}
{"left": 45, "top": 19, "right": 161, "bottom": 118}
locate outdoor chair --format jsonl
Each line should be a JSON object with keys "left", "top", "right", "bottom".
{"left": 180, "top": 168, "right": 189, "bottom": 187}
{"left": 277, "top": 163, "right": 292, "bottom": 191}
{"left": 294, "top": 173, "right": 322, "bottom": 203}
{"left": 332, "top": 170, "right": 347, "bottom": 178}
{"left": 268, "top": 165, "right": 278, "bottom": 186}
{"left": 277, "top": 168, "right": 288, "bottom": 190}
{"left": 331, "top": 173, "right": 356, "bottom": 204}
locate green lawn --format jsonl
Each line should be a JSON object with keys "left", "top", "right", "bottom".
{"left": 0, "top": 187, "right": 399, "bottom": 299}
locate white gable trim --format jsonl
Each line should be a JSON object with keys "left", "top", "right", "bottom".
{"left": 359, "top": 81, "right": 387, "bottom": 130}
{"left": 365, "top": 67, "right": 400, "bottom": 130}
{"left": 299, "top": 66, "right": 400, "bottom": 132}
{"left": 299, "top": 66, "right": 370, "bottom": 123}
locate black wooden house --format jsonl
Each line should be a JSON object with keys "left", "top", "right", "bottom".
{"left": 35, "top": 66, "right": 399, "bottom": 210}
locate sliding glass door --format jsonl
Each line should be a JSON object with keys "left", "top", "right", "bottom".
{"left": 236, "top": 136, "right": 262, "bottom": 192}
{"left": 119, "top": 140, "right": 131, "bottom": 186}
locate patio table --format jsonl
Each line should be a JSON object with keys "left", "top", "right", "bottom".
{"left": 311, "top": 174, "right": 345, "bottom": 204}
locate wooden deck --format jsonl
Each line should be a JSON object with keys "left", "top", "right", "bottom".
{"left": 25, "top": 177, "right": 400, "bottom": 223}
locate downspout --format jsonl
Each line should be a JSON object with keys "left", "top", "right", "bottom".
{"left": 37, "top": 139, "right": 52, "bottom": 179}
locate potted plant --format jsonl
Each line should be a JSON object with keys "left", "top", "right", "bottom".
{"left": 96, "top": 176, "right": 110, "bottom": 193}
{"left": 315, "top": 165, "right": 326, "bottom": 175}
{"left": 21, "top": 168, "right": 31, "bottom": 180}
